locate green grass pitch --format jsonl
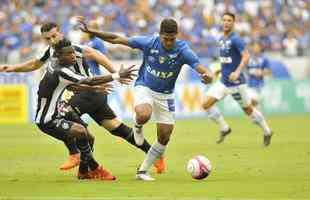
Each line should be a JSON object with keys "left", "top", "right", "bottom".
{"left": 0, "top": 114, "right": 310, "bottom": 200}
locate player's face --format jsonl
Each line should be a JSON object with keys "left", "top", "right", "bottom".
{"left": 57, "top": 47, "right": 76, "bottom": 66}
{"left": 222, "top": 15, "right": 234, "bottom": 33}
{"left": 41, "top": 27, "right": 63, "bottom": 47}
{"left": 160, "top": 33, "right": 177, "bottom": 50}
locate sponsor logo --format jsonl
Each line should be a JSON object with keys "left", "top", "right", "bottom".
{"left": 146, "top": 65, "right": 174, "bottom": 79}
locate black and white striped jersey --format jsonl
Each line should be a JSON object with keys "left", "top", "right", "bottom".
{"left": 36, "top": 44, "right": 92, "bottom": 77}
{"left": 35, "top": 61, "right": 87, "bottom": 125}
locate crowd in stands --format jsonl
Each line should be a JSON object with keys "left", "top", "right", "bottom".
{"left": 0, "top": 0, "right": 309, "bottom": 64}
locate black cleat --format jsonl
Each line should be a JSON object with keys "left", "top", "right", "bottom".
{"left": 263, "top": 132, "right": 273, "bottom": 147}
{"left": 216, "top": 128, "right": 232, "bottom": 144}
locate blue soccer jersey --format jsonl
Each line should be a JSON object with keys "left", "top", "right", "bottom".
{"left": 218, "top": 32, "right": 246, "bottom": 87}
{"left": 128, "top": 35, "right": 200, "bottom": 94}
{"left": 246, "top": 55, "right": 270, "bottom": 89}
{"left": 86, "top": 37, "right": 107, "bottom": 75}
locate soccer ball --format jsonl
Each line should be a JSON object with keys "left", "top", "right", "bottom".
{"left": 187, "top": 155, "right": 212, "bottom": 180}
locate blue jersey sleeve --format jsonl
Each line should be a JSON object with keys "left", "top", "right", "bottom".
{"left": 88, "top": 38, "right": 107, "bottom": 54}
{"left": 128, "top": 36, "right": 152, "bottom": 50}
{"left": 182, "top": 47, "right": 200, "bottom": 69}
{"left": 233, "top": 36, "right": 245, "bottom": 54}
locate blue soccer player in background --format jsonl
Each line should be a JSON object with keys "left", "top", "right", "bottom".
{"left": 246, "top": 42, "right": 272, "bottom": 107}
{"left": 79, "top": 17, "right": 214, "bottom": 181}
{"left": 81, "top": 19, "right": 107, "bottom": 76}
{"left": 202, "top": 12, "right": 273, "bottom": 146}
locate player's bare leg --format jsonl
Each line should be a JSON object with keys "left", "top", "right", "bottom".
{"left": 133, "top": 103, "right": 152, "bottom": 146}
{"left": 136, "top": 123, "right": 173, "bottom": 181}
{"left": 101, "top": 118, "right": 152, "bottom": 153}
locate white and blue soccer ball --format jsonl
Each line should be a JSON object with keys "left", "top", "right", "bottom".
{"left": 187, "top": 155, "right": 212, "bottom": 180}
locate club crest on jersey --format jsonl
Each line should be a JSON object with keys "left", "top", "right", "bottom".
{"left": 148, "top": 56, "right": 155, "bottom": 63}
{"left": 62, "top": 122, "right": 70, "bottom": 130}
{"left": 159, "top": 56, "right": 166, "bottom": 64}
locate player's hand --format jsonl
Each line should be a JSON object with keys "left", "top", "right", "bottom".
{"left": 229, "top": 71, "right": 240, "bottom": 82}
{"left": 201, "top": 72, "right": 213, "bottom": 84}
{"left": 0, "top": 65, "right": 15, "bottom": 72}
{"left": 94, "top": 83, "right": 114, "bottom": 94}
{"left": 76, "top": 16, "right": 90, "bottom": 33}
{"left": 118, "top": 64, "right": 137, "bottom": 85}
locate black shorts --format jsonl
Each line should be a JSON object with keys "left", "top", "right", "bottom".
{"left": 69, "top": 91, "right": 116, "bottom": 124}
{"left": 36, "top": 119, "right": 74, "bottom": 141}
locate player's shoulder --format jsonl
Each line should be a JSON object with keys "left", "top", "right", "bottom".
{"left": 176, "top": 39, "right": 193, "bottom": 53}
{"left": 230, "top": 32, "right": 243, "bottom": 42}
{"left": 148, "top": 34, "right": 160, "bottom": 44}
{"left": 139, "top": 34, "right": 160, "bottom": 49}
{"left": 39, "top": 45, "right": 51, "bottom": 53}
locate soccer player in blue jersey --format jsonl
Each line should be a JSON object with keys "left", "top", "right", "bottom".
{"left": 202, "top": 12, "right": 273, "bottom": 146}
{"left": 246, "top": 42, "right": 272, "bottom": 107}
{"left": 79, "top": 17, "right": 214, "bottom": 180}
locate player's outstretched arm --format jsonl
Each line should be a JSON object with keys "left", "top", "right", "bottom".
{"left": 0, "top": 58, "right": 44, "bottom": 72}
{"left": 77, "top": 16, "right": 130, "bottom": 46}
{"left": 195, "top": 64, "right": 214, "bottom": 84}
{"left": 79, "top": 65, "right": 137, "bottom": 86}
{"left": 68, "top": 83, "right": 113, "bottom": 94}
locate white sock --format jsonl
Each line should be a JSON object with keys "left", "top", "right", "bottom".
{"left": 250, "top": 108, "right": 271, "bottom": 135}
{"left": 207, "top": 106, "right": 230, "bottom": 132}
{"left": 139, "top": 140, "right": 166, "bottom": 172}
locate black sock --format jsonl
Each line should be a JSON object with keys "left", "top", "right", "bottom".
{"left": 86, "top": 131, "right": 95, "bottom": 152}
{"left": 64, "top": 137, "right": 79, "bottom": 155}
{"left": 110, "top": 123, "right": 151, "bottom": 153}
{"left": 88, "top": 158, "right": 99, "bottom": 171}
{"left": 79, "top": 161, "right": 88, "bottom": 174}
{"left": 76, "top": 137, "right": 97, "bottom": 172}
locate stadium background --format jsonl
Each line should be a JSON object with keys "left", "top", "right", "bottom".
{"left": 0, "top": 0, "right": 309, "bottom": 123}
{"left": 0, "top": 1, "right": 310, "bottom": 200}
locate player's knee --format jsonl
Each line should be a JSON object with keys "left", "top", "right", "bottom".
{"left": 202, "top": 101, "right": 211, "bottom": 111}
{"left": 202, "top": 98, "right": 214, "bottom": 111}
{"left": 251, "top": 99, "right": 258, "bottom": 107}
{"left": 88, "top": 133, "right": 95, "bottom": 146}
{"left": 136, "top": 113, "right": 151, "bottom": 124}
{"left": 158, "top": 135, "right": 170, "bottom": 146}
{"left": 71, "top": 123, "right": 87, "bottom": 139}
{"left": 243, "top": 106, "right": 253, "bottom": 115}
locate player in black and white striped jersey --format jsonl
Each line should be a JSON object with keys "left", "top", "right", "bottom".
{"left": 35, "top": 38, "right": 136, "bottom": 179}
{"left": 0, "top": 22, "right": 119, "bottom": 169}
{"left": 0, "top": 22, "right": 162, "bottom": 173}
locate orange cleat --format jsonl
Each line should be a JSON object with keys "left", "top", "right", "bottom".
{"left": 59, "top": 153, "right": 80, "bottom": 170}
{"left": 154, "top": 156, "right": 165, "bottom": 173}
{"left": 89, "top": 166, "right": 116, "bottom": 181}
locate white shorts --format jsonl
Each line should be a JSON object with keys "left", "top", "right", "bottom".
{"left": 247, "top": 87, "right": 260, "bottom": 101}
{"left": 134, "top": 85, "right": 175, "bottom": 124}
{"left": 206, "top": 81, "right": 251, "bottom": 107}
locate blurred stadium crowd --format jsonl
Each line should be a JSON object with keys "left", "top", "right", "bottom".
{"left": 0, "top": 0, "right": 309, "bottom": 64}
